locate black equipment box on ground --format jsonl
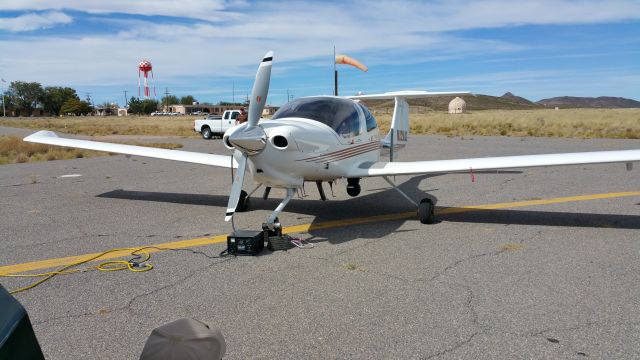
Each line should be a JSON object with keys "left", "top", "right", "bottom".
{"left": 0, "top": 285, "right": 45, "bottom": 360}
{"left": 227, "top": 230, "right": 264, "bottom": 255}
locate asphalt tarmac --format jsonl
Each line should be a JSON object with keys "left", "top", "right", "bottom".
{"left": 1, "top": 126, "right": 639, "bottom": 359}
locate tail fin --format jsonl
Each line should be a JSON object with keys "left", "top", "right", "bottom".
{"left": 381, "top": 96, "right": 409, "bottom": 153}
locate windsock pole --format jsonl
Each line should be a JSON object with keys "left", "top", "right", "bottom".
{"left": 333, "top": 46, "right": 338, "bottom": 96}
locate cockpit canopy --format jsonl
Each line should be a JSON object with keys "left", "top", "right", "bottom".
{"left": 272, "top": 97, "right": 376, "bottom": 138}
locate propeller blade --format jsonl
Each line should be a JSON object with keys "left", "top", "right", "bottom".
{"left": 247, "top": 51, "right": 273, "bottom": 129}
{"left": 225, "top": 154, "right": 247, "bottom": 222}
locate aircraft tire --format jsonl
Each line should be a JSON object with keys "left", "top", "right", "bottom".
{"left": 418, "top": 198, "right": 435, "bottom": 224}
{"left": 346, "top": 183, "right": 361, "bottom": 197}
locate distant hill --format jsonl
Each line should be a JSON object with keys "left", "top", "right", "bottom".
{"left": 361, "top": 92, "right": 543, "bottom": 112}
{"left": 359, "top": 92, "right": 640, "bottom": 112}
{"left": 536, "top": 96, "right": 640, "bottom": 108}
{"left": 501, "top": 92, "right": 537, "bottom": 106}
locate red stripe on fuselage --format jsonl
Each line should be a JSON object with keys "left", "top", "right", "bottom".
{"left": 302, "top": 142, "right": 381, "bottom": 163}
{"left": 298, "top": 141, "right": 378, "bottom": 162}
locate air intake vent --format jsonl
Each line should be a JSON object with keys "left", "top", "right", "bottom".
{"left": 272, "top": 135, "right": 288, "bottom": 149}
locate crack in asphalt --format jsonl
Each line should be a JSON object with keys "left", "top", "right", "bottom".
{"left": 429, "top": 249, "right": 506, "bottom": 283}
{"left": 298, "top": 232, "right": 499, "bottom": 360}
{"left": 32, "top": 251, "right": 233, "bottom": 327}
{"left": 422, "top": 283, "right": 481, "bottom": 359}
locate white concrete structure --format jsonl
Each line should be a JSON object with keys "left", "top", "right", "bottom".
{"left": 448, "top": 97, "right": 466, "bottom": 114}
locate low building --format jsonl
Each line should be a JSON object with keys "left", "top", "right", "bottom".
{"left": 262, "top": 105, "right": 279, "bottom": 116}
{"left": 95, "top": 107, "right": 118, "bottom": 116}
{"left": 164, "top": 104, "right": 241, "bottom": 115}
{"left": 448, "top": 97, "right": 466, "bottom": 114}
{"left": 164, "top": 104, "right": 280, "bottom": 115}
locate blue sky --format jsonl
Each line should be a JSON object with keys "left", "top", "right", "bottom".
{"left": 1, "top": 1, "right": 639, "bottom": 106}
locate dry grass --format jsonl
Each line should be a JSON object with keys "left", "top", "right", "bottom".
{"left": 2, "top": 109, "right": 640, "bottom": 139}
{"left": 0, "top": 136, "right": 183, "bottom": 165}
{"left": 375, "top": 108, "right": 640, "bottom": 139}
{"left": 343, "top": 262, "right": 366, "bottom": 272}
{"left": 0, "top": 115, "right": 199, "bottom": 137}
{"left": 500, "top": 243, "right": 526, "bottom": 251}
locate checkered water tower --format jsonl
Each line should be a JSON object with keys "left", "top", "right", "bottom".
{"left": 138, "top": 59, "right": 156, "bottom": 98}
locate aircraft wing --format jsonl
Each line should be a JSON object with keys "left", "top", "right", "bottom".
{"left": 346, "top": 90, "right": 472, "bottom": 100}
{"left": 347, "top": 150, "right": 640, "bottom": 177}
{"left": 23, "top": 131, "right": 237, "bottom": 168}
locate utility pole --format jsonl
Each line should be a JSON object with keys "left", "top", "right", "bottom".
{"left": 164, "top": 87, "right": 170, "bottom": 111}
{"left": 286, "top": 89, "right": 290, "bottom": 104}
{"left": 1, "top": 77, "right": 6, "bottom": 117}
{"left": 123, "top": 90, "right": 128, "bottom": 107}
{"left": 85, "top": 93, "right": 92, "bottom": 105}
{"left": 232, "top": 82, "right": 235, "bottom": 104}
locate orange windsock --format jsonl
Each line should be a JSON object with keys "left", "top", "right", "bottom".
{"left": 335, "top": 54, "right": 368, "bottom": 72}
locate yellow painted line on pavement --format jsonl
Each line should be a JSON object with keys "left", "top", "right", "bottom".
{"left": 1, "top": 190, "right": 638, "bottom": 275}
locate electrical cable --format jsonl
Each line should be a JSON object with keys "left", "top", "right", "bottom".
{"left": 2, "top": 245, "right": 230, "bottom": 295}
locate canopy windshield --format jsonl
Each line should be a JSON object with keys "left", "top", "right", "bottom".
{"left": 272, "top": 97, "right": 360, "bottom": 136}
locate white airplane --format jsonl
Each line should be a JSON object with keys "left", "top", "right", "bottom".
{"left": 24, "top": 51, "right": 640, "bottom": 233}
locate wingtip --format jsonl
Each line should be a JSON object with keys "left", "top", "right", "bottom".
{"left": 23, "top": 130, "right": 58, "bottom": 142}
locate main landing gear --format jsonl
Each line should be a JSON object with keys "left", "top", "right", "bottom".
{"left": 382, "top": 176, "right": 436, "bottom": 224}
{"left": 418, "top": 198, "right": 435, "bottom": 224}
{"left": 346, "top": 178, "right": 361, "bottom": 197}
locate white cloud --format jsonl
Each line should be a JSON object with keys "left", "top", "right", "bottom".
{"left": 1, "top": 0, "right": 638, "bottom": 102}
{"left": 2, "top": 0, "right": 640, "bottom": 25}
{"left": 0, "top": 0, "right": 229, "bottom": 20}
{"left": 0, "top": 11, "right": 72, "bottom": 32}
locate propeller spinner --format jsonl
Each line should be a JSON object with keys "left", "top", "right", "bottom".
{"left": 224, "top": 51, "right": 273, "bottom": 222}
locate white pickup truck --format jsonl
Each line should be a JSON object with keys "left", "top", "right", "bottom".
{"left": 194, "top": 110, "right": 241, "bottom": 139}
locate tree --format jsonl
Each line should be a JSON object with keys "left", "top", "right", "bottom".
{"left": 180, "top": 95, "right": 197, "bottom": 105}
{"left": 43, "top": 87, "right": 79, "bottom": 116}
{"left": 99, "top": 102, "right": 117, "bottom": 109}
{"left": 128, "top": 97, "right": 143, "bottom": 114}
{"left": 141, "top": 99, "right": 159, "bottom": 114}
{"left": 7, "top": 81, "right": 44, "bottom": 116}
{"left": 161, "top": 95, "right": 179, "bottom": 106}
{"left": 127, "top": 97, "right": 159, "bottom": 115}
{"left": 60, "top": 98, "right": 92, "bottom": 115}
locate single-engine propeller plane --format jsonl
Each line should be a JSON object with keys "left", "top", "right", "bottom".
{"left": 24, "top": 51, "right": 640, "bottom": 233}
